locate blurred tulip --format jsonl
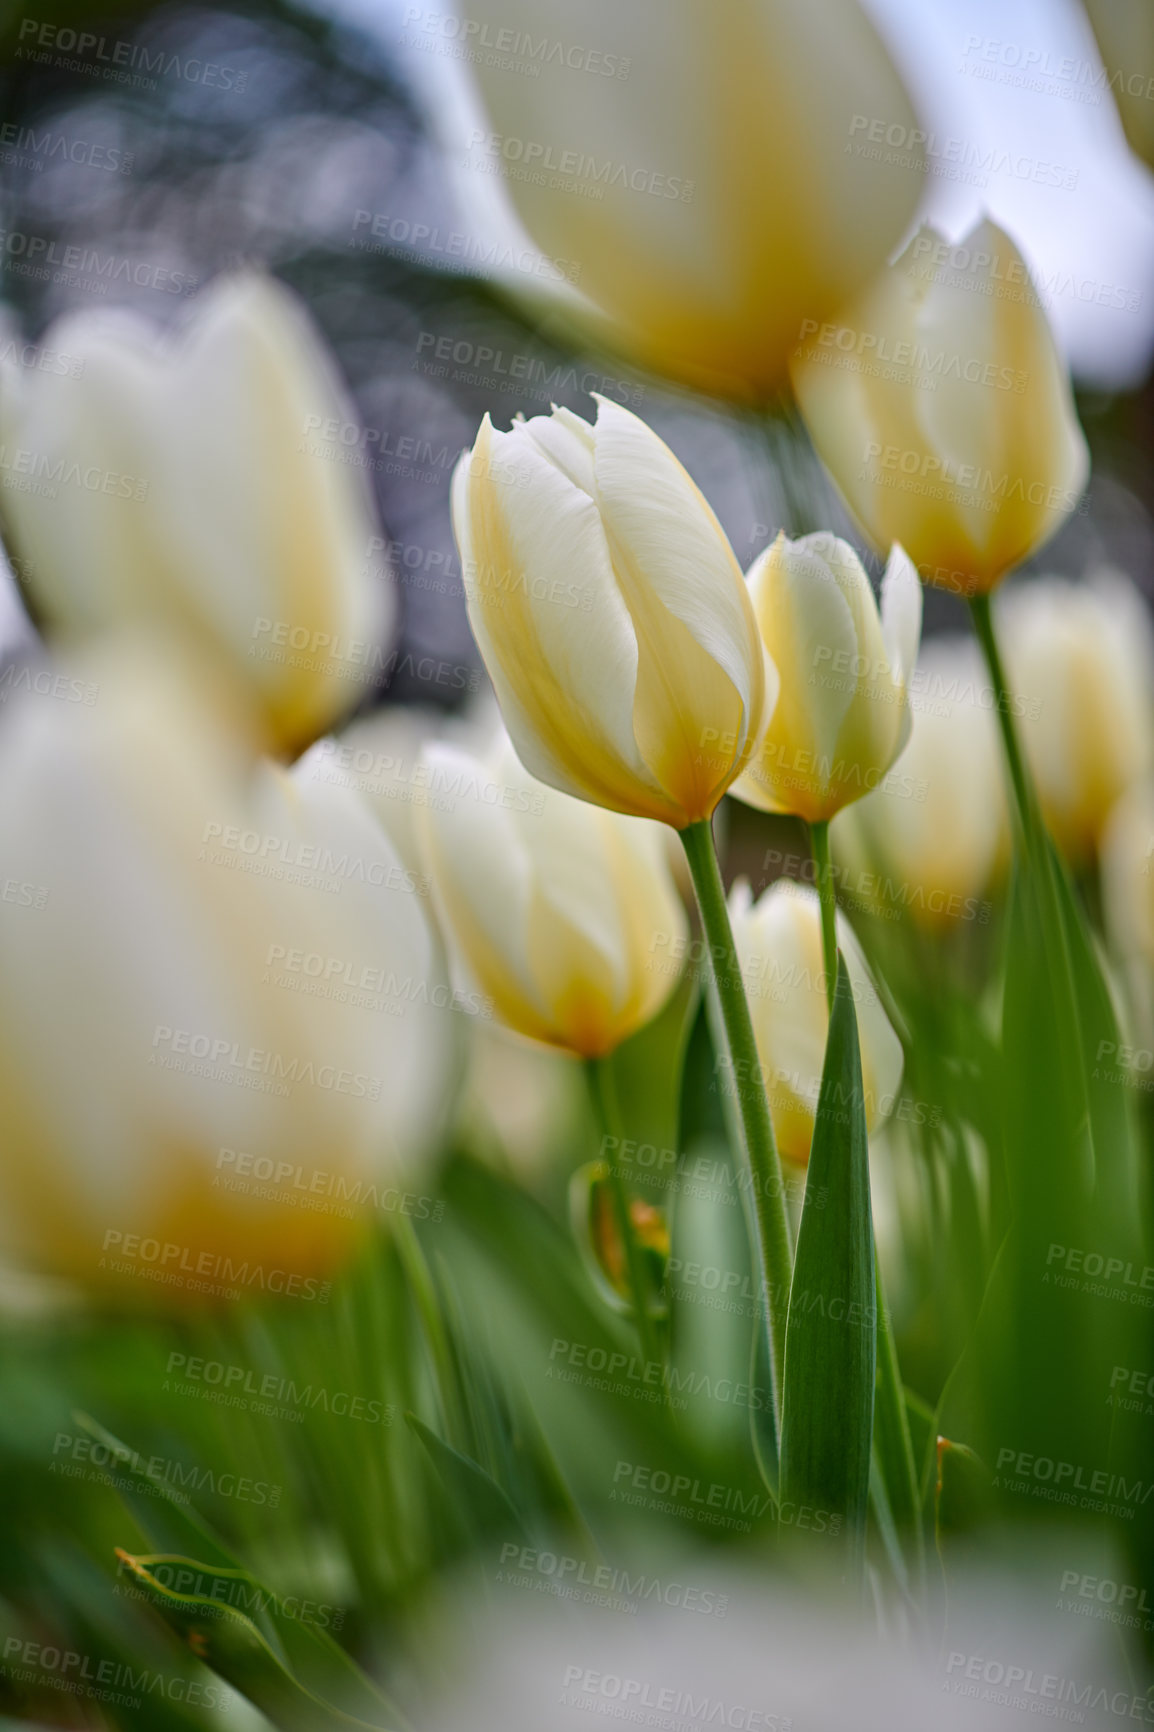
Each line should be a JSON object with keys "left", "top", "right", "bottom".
{"left": 452, "top": 398, "right": 770, "bottom": 828}
{"left": 0, "top": 641, "right": 448, "bottom": 1298}
{"left": 997, "top": 572, "right": 1154, "bottom": 862}
{"left": 0, "top": 273, "right": 387, "bottom": 755}
{"left": 457, "top": 0, "right": 926, "bottom": 399}
{"left": 729, "top": 879, "right": 903, "bottom": 1164}
{"left": 791, "top": 219, "right": 1089, "bottom": 596}
{"left": 416, "top": 731, "right": 687, "bottom": 1056}
{"left": 1102, "top": 776, "right": 1154, "bottom": 972}
{"left": 832, "top": 637, "right": 1008, "bottom": 930}
{"left": 731, "top": 532, "right": 921, "bottom": 822}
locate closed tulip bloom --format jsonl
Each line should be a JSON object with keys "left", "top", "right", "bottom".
{"left": 832, "top": 637, "right": 1008, "bottom": 930}
{"left": 415, "top": 734, "right": 688, "bottom": 1056}
{"left": 0, "top": 273, "right": 387, "bottom": 755}
{"left": 999, "top": 572, "right": 1154, "bottom": 862}
{"left": 730, "top": 531, "right": 921, "bottom": 823}
{"left": 0, "top": 642, "right": 447, "bottom": 1297}
{"left": 729, "top": 879, "right": 903, "bottom": 1165}
{"left": 458, "top": 0, "right": 925, "bottom": 399}
{"left": 791, "top": 219, "right": 1089, "bottom": 595}
{"left": 452, "top": 398, "right": 771, "bottom": 827}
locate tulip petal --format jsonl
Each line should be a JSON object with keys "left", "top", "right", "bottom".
{"left": 589, "top": 397, "right": 762, "bottom": 817}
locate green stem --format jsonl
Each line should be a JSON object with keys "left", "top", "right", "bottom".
{"left": 809, "top": 820, "right": 837, "bottom": 1013}
{"left": 809, "top": 816, "right": 924, "bottom": 1591}
{"left": 968, "top": 592, "right": 1036, "bottom": 851}
{"left": 586, "top": 1055, "right": 664, "bottom": 1372}
{"left": 680, "top": 817, "right": 792, "bottom": 1425}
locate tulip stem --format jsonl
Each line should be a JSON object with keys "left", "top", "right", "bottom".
{"left": 968, "top": 592, "right": 1038, "bottom": 851}
{"left": 808, "top": 820, "right": 837, "bottom": 1013}
{"left": 587, "top": 1056, "right": 665, "bottom": 1373}
{"left": 680, "top": 817, "right": 792, "bottom": 1428}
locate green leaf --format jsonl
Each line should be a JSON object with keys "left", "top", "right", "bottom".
{"left": 114, "top": 1552, "right": 394, "bottom": 1731}
{"left": 778, "top": 953, "right": 876, "bottom": 1582}
{"left": 75, "top": 1413, "right": 402, "bottom": 1728}
{"left": 404, "top": 1413, "right": 527, "bottom": 1546}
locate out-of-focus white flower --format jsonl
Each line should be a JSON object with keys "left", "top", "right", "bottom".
{"left": 0, "top": 640, "right": 449, "bottom": 1298}
{"left": 999, "top": 571, "right": 1154, "bottom": 862}
{"left": 451, "top": 0, "right": 926, "bottom": 399}
{"left": 832, "top": 636, "right": 1008, "bottom": 929}
{"left": 791, "top": 219, "right": 1089, "bottom": 595}
{"left": 729, "top": 879, "right": 903, "bottom": 1164}
{"left": 416, "top": 730, "right": 687, "bottom": 1056}
{"left": 0, "top": 273, "right": 388, "bottom": 755}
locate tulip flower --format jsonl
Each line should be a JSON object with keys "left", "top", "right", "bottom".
{"left": 415, "top": 732, "right": 687, "bottom": 1057}
{"left": 0, "top": 273, "right": 387, "bottom": 755}
{"left": 728, "top": 879, "right": 903, "bottom": 1165}
{"left": 998, "top": 572, "right": 1154, "bottom": 863}
{"left": 832, "top": 637, "right": 1008, "bottom": 930}
{"left": 790, "top": 219, "right": 1090, "bottom": 596}
{"left": 452, "top": 398, "right": 771, "bottom": 828}
{"left": 730, "top": 531, "right": 922, "bottom": 823}
{"left": 0, "top": 640, "right": 448, "bottom": 1298}
{"left": 455, "top": 0, "right": 926, "bottom": 399}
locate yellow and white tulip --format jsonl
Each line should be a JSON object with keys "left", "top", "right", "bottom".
{"left": 452, "top": 398, "right": 770, "bottom": 828}
{"left": 999, "top": 572, "right": 1154, "bottom": 862}
{"left": 0, "top": 640, "right": 447, "bottom": 1298}
{"left": 731, "top": 532, "right": 921, "bottom": 823}
{"left": 729, "top": 879, "right": 903, "bottom": 1165}
{"left": 0, "top": 273, "right": 387, "bottom": 755}
{"left": 791, "top": 219, "right": 1089, "bottom": 595}
{"left": 457, "top": 0, "right": 926, "bottom": 399}
{"left": 416, "top": 731, "right": 687, "bottom": 1056}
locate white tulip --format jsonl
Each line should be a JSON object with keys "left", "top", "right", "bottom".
{"left": 0, "top": 273, "right": 387, "bottom": 754}
{"left": 453, "top": 398, "right": 770, "bottom": 828}
{"left": 0, "top": 640, "right": 448, "bottom": 1297}
{"left": 731, "top": 532, "right": 922, "bottom": 822}
{"left": 416, "top": 731, "right": 688, "bottom": 1056}
{"left": 832, "top": 637, "right": 1009, "bottom": 930}
{"left": 729, "top": 879, "right": 903, "bottom": 1165}
{"left": 453, "top": 0, "right": 926, "bottom": 398}
{"left": 999, "top": 571, "right": 1154, "bottom": 861}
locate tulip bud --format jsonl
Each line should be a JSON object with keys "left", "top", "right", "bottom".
{"left": 452, "top": 398, "right": 771, "bottom": 827}
{"left": 999, "top": 572, "right": 1154, "bottom": 862}
{"left": 832, "top": 638, "right": 1009, "bottom": 930}
{"left": 728, "top": 880, "right": 903, "bottom": 1165}
{"left": 791, "top": 219, "right": 1090, "bottom": 595}
{"left": 730, "top": 532, "right": 921, "bottom": 823}
{"left": 0, "top": 641, "right": 448, "bottom": 1298}
{"left": 0, "top": 273, "right": 388, "bottom": 756}
{"left": 415, "top": 733, "right": 688, "bottom": 1057}
{"left": 457, "top": 0, "right": 926, "bottom": 399}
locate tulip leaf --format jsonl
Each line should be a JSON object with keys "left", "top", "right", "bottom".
{"left": 75, "top": 1413, "right": 403, "bottom": 1727}
{"left": 405, "top": 1412, "right": 528, "bottom": 1546}
{"left": 778, "top": 953, "right": 876, "bottom": 1581}
{"left": 113, "top": 1552, "right": 394, "bottom": 1731}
